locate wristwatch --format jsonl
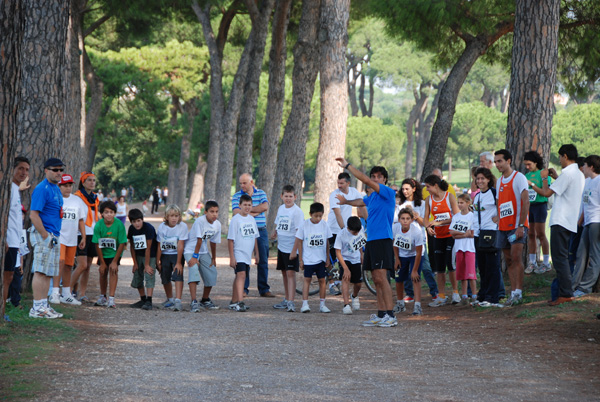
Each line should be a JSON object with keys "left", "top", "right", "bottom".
{"left": 518, "top": 224, "right": 524, "bottom": 228}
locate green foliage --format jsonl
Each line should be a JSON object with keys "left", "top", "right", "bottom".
{"left": 552, "top": 104, "right": 600, "bottom": 164}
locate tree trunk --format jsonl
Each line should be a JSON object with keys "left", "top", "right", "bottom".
{"left": 172, "top": 98, "right": 198, "bottom": 208}
{"left": 16, "top": 0, "right": 71, "bottom": 290}
{"left": 235, "top": 0, "right": 276, "bottom": 184}
{"left": 82, "top": 48, "right": 103, "bottom": 171}
{"left": 506, "top": 0, "right": 559, "bottom": 172}
{"left": 416, "top": 78, "right": 444, "bottom": 178}
{"left": 358, "top": 72, "right": 368, "bottom": 117}
{"left": 267, "top": 0, "right": 321, "bottom": 234}
{"left": 347, "top": 65, "right": 359, "bottom": 116}
{"left": 313, "top": 0, "right": 350, "bottom": 212}
{"left": 405, "top": 87, "right": 429, "bottom": 178}
{"left": 187, "top": 154, "right": 207, "bottom": 211}
{"left": 257, "top": 0, "right": 293, "bottom": 204}
{"left": 0, "top": 0, "right": 23, "bottom": 322}
{"left": 368, "top": 73, "right": 374, "bottom": 117}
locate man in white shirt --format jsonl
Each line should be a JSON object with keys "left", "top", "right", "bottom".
{"left": 529, "top": 144, "right": 585, "bottom": 305}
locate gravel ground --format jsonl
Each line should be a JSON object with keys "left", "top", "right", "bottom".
{"left": 36, "top": 215, "right": 600, "bottom": 401}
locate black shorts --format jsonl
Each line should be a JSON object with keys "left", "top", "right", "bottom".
{"left": 235, "top": 262, "right": 250, "bottom": 274}
{"left": 4, "top": 247, "right": 18, "bottom": 272}
{"left": 528, "top": 202, "right": 548, "bottom": 223}
{"left": 276, "top": 250, "right": 299, "bottom": 272}
{"left": 303, "top": 262, "right": 327, "bottom": 279}
{"left": 328, "top": 233, "right": 338, "bottom": 262}
{"left": 101, "top": 257, "right": 121, "bottom": 269}
{"left": 341, "top": 260, "right": 362, "bottom": 284}
{"left": 76, "top": 234, "right": 97, "bottom": 257}
{"left": 160, "top": 254, "right": 184, "bottom": 284}
{"left": 362, "top": 239, "right": 394, "bottom": 271}
{"left": 432, "top": 236, "right": 455, "bottom": 273}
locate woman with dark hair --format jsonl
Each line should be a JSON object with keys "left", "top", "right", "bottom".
{"left": 423, "top": 175, "right": 460, "bottom": 306}
{"left": 524, "top": 150, "right": 551, "bottom": 274}
{"left": 472, "top": 168, "right": 502, "bottom": 306}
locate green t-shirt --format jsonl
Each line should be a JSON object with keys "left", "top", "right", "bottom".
{"left": 526, "top": 170, "right": 551, "bottom": 204}
{"left": 92, "top": 218, "right": 128, "bottom": 259}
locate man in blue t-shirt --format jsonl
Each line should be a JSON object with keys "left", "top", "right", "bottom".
{"left": 335, "top": 157, "right": 397, "bottom": 328}
{"left": 29, "top": 158, "right": 65, "bottom": 319}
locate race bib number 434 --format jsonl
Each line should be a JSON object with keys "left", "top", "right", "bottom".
{"left": 451, "top": 220, "right": 470, "bottom": 233}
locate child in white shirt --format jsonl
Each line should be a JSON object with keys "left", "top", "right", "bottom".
{"left": 334, "top": 216, "right": 365, "bottom": 314}
{"left": 449, "top": 193, "right": 477, "bottom": 304}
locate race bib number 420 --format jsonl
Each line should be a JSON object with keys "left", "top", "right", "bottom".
{"left": 499, "top": 201, "right": 514, "bottom": 218}
{"left": 99, "top": 238, "right": 116, "bottom": 250}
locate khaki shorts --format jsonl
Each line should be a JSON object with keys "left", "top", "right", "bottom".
{"left": 131, "top": 255, "right": 157, "bottom": 289}
{"left": 30, "top": 229, "right": 60, "bottom": 277}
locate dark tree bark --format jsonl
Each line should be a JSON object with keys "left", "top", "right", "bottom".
{"left": 235, "top": 0, "right": 276, "bottom": 183}
{"left": 416, "top": 78, "right": 444, "bottom": 178}
{"left": 358, "top": 72, "right": 368, "bottom": 117}
{"left": 257, "top": 0, "right": 293, "bottom": 204}
{"left": 367, "top": 73, "right": 374, "bottom": 117}
{"left": 171, "top": 98, "right": 198, "bottom": 208}
{"left": 506, "top": 0, "right": 559, "bottom": 172}
{"left": 187, "top": 153, "right": 207, "bottom": 211}
{"left": 405, "top": 85, "right": 429, "bottom": 178}
{"left": 0, "top": 0, "right": 23, "bottom": 321}
{"left": 347, "top": 64, "right": 360, "bottom": 116}
{"left": 313, "top": 0, "right": 350, "bottom": 211}
{"left": 82, "top": 48, "right": 103, "bottom": 171}
{"left": 267, "top": 0, "right": 321, "bottom": 234}
{"left": 420, "top": 22, "right": 513, "bottom": 181}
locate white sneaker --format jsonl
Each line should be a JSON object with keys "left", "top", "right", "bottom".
{"left": 451, "top": 293, "right": 461, "bottom": 305}
{"left": 301, "top": 304, "right": 311, "bottom": 313}
{"left": 351, "top": 294, "right": 360, "bottom": 311}
{"left": 342, "top": 305, "right": 353, "bottom": 315}
{"left": 60, "top": 295, "right": 82, "bottom": 306}
{"left": 428, "top": 296, "right": 447, "bottom": 307}
{"left": 525, "top": 262, "right": 536, "bottom": 274}
{"left": 393, "top": 301, "right": 406, "bottom": 313}
{"left": 49, "top": 293, "right": 61, "bottom": 304}
{"left": 29, "top": 307, "right": 59, "bottom": 319}
{"left": 95, "top": 296, "right": 108, "bottom": 307}
{"left": 46, "top": 306, "right": 63, "bottom": 318}
{"left": 377, "top": 314, "right": 398, "bottom": 327}
{"left": 319, "top": 305, "right": 331, "bottom": 313}
{"left": 362, "top": 314, "right": 383, "bottom": 327}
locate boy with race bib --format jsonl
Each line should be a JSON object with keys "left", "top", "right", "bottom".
{"left": 92, "top": 201, "right": 127, "bottom": 308}
{"left": 449, "top": 194, "right": 477, "bottom": 305}
{"left": 156, "top": 205, "right": 189, "bottom": 311}
{"left": 127, "top": 208, "right": 158, "bottom": 310}
{"left": 334, "top": 216, "right": 365, "bottom": 315}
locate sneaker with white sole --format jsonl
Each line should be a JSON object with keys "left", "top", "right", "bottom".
{"left": 412, "top": 304, "right": 423, "bottom": 316}
{"left": 47, "top": 306, "right": 63, "bottom": 318}
{"left": 94, "top": 295, "right": 108, "bottom": 307}
{"left": 273, "top": 299, "right": 288, "bottom": 309}
{"left": 301, "top": 304, "right": 311, "bottom": 313}
{"left": 171, "top": 299, "right": 182, "bottom": 311}
{"left": 190, "top": 300, "right": 201, "bottom": 313}
{"left": 501, "top": 294, "right": 523, "bottom": 307}
{"left": 342, "top": 304, "right": 352, "bottom": 315}
{"left": 428, "top": 296, "right": 447, "bottom": 307}
{"left": 535, "top": 263, "right": 552, "bottom": 274}
{"left": 107, "top": 300, "right": 117, "bottom": 309}
{"left": 362, "top": 314, "right": 383, "bottom": 327}
{"left": 329, "top": 285, "right": 341, "bottom": 296}
{"left": 377, "top": 314, "right": 398, "bottom": 327}
{"left": 60, "top": 295, "right": 82, "bottom": 306}
{"left": 319, "top": 305, "right": 331, "bottom": 313}
{"left": 201, "top": 299, "right": 220, "bottom": 310}
{"left": 162, "top": 299, "right": 174, "bottom": 308}
{"left": 29, "top": 307, "right": 59, "bottom": 319}
{"left": 350, "top": 294, "right": 360, "bottom": 311}
{"left": 235, "top": 301, "right": 248, "bottom": 312}
{"left": 402, "top": 296, "right": 414, "bottom": 303}
{"left": 451, "top": 293, "right": 461, "bottom": 305}
{"left": 287, "top": 301, "right": 296, "bottom": 312}
{"left": 573, "top": 290, "right": 586, "bottom": 298}
{"left": 393, "top": 301, "right": 406, "bottom": 313}
{"left": 525, "top": 262, "right": 537, "bottom": 274}
{"left": 49, "top": 293, "right": 61, "bottom": 304}
{"left": 228, "top": 301, "right": 237, "bottom": 310}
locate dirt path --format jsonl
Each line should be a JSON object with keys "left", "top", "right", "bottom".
{"left": 36, "top": 214, "right": 600, "bottom": 401}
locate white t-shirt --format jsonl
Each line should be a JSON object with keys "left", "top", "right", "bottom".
{"left": 450, "top": 211, "right": 476, "bottom": 253}
{"left": 398, "top": 200, "right": 427, "bottom": 248}
{"left": 333, "top": 227, "right": 366, "bottom": 264}
{"left": 296, "top": 219, "right": 333, "bottom": 265}
{"left": 582, "top": 175, "right": 600, "bottom": 226}
{"left": 7, "top": 183, "right": 23, "bottom": 248}
{"left": 121, "top": 189, "right": 127, "bottom": 197}
{"left": 327, "top": 187, "right": 362, "bottom": 234}
{"left": 227, "top": 214, "right": 259, "bottom": 265}
{"left": 392, "top": 222, "right": 424, "bottom": 258}
{"left": 472, "top": 189, "right": 498, "bottom": 236}
{"left": 60, "top": 195, "right": 87, "bottom": 247}
{"left": 184, "top": 215, "right": 222, "bottom": 255}
{"left": 116, "top": 202, "right": 127, "bottom": 217}
{"left": 549, "top": 163, "right": 585, "bottom": 233}
{"left": 275, "top": 204, "right": 305, "bottom": 253}
{"left": 157, "top": 222, "right": 189, "bottom": 255}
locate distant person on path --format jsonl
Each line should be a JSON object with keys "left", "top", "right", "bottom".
{"left": 97, "top": 189, "right": 104, "bottom": 202}
{"left": 127, "top": 185, "right": 134, "bottom": 203}
{"left": 528, "top": 144, "right": 585, "bottom": 306}
{"left": 121, "top": 187, "right": 127, "bottom": 198}
{"left": 163, "top": 187, "right": 169, "bottom": 205}
{"left": 524, "top": 151, "right": 551, "bottom": 274}
{"left": 335, "top": 158, "right": 398, "bottom": 328}
{"left": 28, "top": 158, "right": 66, "bottom": 319}
{"left": 493, "top": 149, "right": 530, "bottom": 307}
{"left": 231, "top": 173, "right": 274, "bottom": 297}
{"left": 151, "top": 187, "right": 160, "bottom": 214}
{"left": 116, "top": 196, "right": 128, "bottom": 224}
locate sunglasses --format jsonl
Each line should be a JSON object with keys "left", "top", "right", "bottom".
{"left": 48, "top": 168, "right": 64, "bottom": 172}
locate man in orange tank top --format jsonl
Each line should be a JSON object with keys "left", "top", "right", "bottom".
{"left": 494, "top": 150, "right": 530, "bottom": 307}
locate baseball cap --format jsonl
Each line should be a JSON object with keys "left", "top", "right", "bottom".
{"left": 59, "top": 174, "right": 74, "bottom": 185}
{"left": 44, "top": 158, "right": 65, "bottom": 169}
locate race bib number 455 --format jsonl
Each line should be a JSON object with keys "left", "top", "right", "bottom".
{"left": 307, "top": 234, "right": 324, "bottom": 248}
{"left": 161, "top": 237, "right": 177, "bottom": 251}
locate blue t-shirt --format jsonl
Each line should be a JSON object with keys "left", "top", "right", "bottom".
{"left": 231, "top": 187, "right": 269, "bottom": 228}
{"left": 31, "top": 178, "right": 63, "bottom": 236}
{"left": 363, "top": 184, "right": 395, "bottom": 241}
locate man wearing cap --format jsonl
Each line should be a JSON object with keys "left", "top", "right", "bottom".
{"left": 70, "top": 171, "right": 100, "bottom": 302}
{"left": 29, "top": 158, "right": 66, "bottom": 318}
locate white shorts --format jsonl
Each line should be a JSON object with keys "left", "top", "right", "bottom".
{"left": 185, "top": 253, "right": 217, "bottom": 287}
{"left": 30, "top": 229, "right": 60, "bottom": 277}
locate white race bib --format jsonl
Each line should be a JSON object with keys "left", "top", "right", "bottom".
{"left": 276, "top": 216, "right": 291, "bottom": 232}
{"left": 307, "top": 234, "right": 324, "bottom": 248}
{"left": 451, "top": 220, "right": 471, "bottom": 233}
{"left": 499, "top": 201, "right": 514, "bottom": 218}
{"left": 161, "top": 236, "right": 178, "bottom": 251}
{"left": 394, "top": 234, "right": 411, "bottom": 250}
{"left": 435, "top": 212, "right": 451, "bottom": 222}
{"left": 528, "top": 188, "right": 537, "bottom": 202}
{"left": 20, "top": 229, "right": 27, "bottom": 246}
{"left": 202, "top": 229, "right": 216, "bottom": 240}
{"left": 241, "top": 223, "right": 256, "bottom": 238}
{"left": 99, "top": 238, "right": 116, "bottom": 250}
{"left": 349, "top": 233, "right": 366, "bottom": 252}
{"left": 62, "top": 207, "right": 77, "bottom": 221}
{"left": 132, "top": 235, "right": 147, "bottom": 250}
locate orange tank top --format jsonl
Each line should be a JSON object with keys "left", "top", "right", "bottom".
{"left": 429, "top": 192, "right": 452, "bottom": 238}
{"left": 498, "top": 171, "right": 529, "bottom": 231}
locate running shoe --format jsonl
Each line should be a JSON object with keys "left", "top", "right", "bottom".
{"left": 451, "top": 293, "right": 461, "bottom": 305}
{"left": 342, "top": 305, "right": 352, "bottom": 315}
{"left": 190, "top": 300, "right": 201, "bottom": 313}
{"left": 107, "top": 300, "right": 117, "bottom": 309}
{"left": 428, "top": 296, "right": 447, "bottom": 307}
{"left": 287, "top": 301, "right": 296, "bottom": 312}
{"left": 329, "top": 285, "right": 341, "bottom": 296}
{"left": 78, "top": 295, "right": 89, "bottom": 303}
{"left": 29, "top": 307, "right": 59, "bottom": 319}
{"left": 171, "top": 299, "right": 182, "bottom": 311}
{"left": 234, "top": 301, "right": 248, "bottom": 312}
{"left": 141, "top": 300, "right": 153, "bottom": 310}
{"left": 130, "top": 299, "right": 146, "bottom": 308}
{"left": 47, "top": 306, "right": 64, "bottom": 318}
{"left": 162, "top": 299, "right": 174, "bottom": 308}
{"left": 402, "top": 296, "right": 414, "bottom": 303}
{"left": 319, "top": 305, "right": 331, "bottom": 313}
{"left": 273, "top": 299, "right": 288, "bottom": 309}
{"left": 412, "top": 304, "right": 423, "bottom": 316}
{"left": 573, "top": 290, "right": 586, "bottom": 298}
{"left": 362, "top": 314, "right": 383, "bottom": 327}
{"left": 49, "top": 293, "right": 61, "bottom": 304}
{"left": 525, "top": 262, "right": 537, "bottom": 274}
{"left": 502, "top": 294, "right": 523, "bottom": 307}
{"left": 377, "top": 314, "right": 398, "bottom": 327}
{"left": 301, "top": 304, "right": 311, "bottom": 313}
{"left": 60, "top": 295, "right": 82, "bottom": 306}
{"left": 393, "top": 301, "right": 406, "bottom": 313}
{"left": 535, "top": 263, "right": 552, "bottom": 274}
{"left": 351, "top": 294, "right": 360, "bottom": 311}
{"left": 201, "top": 299, "right": 220, "bottom": 310}
{"left": 94, "top": 295, "right": 108, "bottom": 307}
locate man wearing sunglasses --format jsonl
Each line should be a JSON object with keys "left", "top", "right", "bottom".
{"left": 29, "top": 158, "right": 65, "bottom": 318}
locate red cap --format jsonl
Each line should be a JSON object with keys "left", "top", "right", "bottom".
{"left": 59, "top": 174, "right": 74, "bottom": 185}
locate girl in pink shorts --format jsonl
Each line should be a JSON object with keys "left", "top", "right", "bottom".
{"left": 449, "top": 193, "right": 477, "bottom": 304}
